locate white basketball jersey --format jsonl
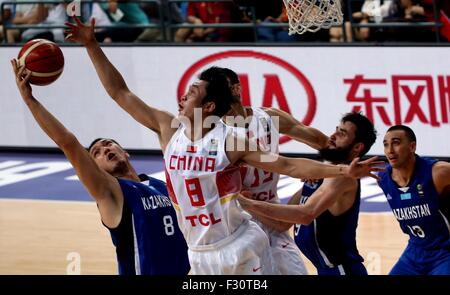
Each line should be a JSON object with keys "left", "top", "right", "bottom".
{"left": 241, "top": 107, "right": 281, "bottom": 204}
{"left": 164, "top": 121, "right": 248, "bottom": 247}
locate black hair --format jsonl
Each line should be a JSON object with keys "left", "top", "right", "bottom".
{"left": 387, "top": 125, "right": 417, "bottom": 142}
{"left": 198, "top": 66, "right": 238, "bottom": 117}
{"left": 342, "top": 112, "right": 377, "bottom": 156}
{"left": 220, "top": 68, "right": 240, "bottom": 85}
{"left": 88, "top": 138, "right": 122, "bottom": 152}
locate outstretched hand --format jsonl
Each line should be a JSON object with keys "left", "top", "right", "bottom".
{"left": 65, "top": 16, "right": 96, "bottom": 45}
{"left": 346, "top": 156, "right": 385, "bottom": 181}
{"left": 11, "top": 59, "right": 33, "bottom": 101}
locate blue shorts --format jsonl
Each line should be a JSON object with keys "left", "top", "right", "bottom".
{"left": 390, "top": 243, "right": 450, "bottom": 275}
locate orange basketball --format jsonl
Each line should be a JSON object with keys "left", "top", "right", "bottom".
{"left": 17, "top": 39, "right": 64, "bottom": 86}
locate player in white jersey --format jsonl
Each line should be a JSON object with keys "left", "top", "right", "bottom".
{"left": 66, "top": 17, "right": 384, "bottom": 274}
{"left": 220, "top": 68, "right": 328, "bottom": 274}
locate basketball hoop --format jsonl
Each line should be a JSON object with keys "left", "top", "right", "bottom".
{"left": 283, "top": 0, "right": 343, "bottom": 35}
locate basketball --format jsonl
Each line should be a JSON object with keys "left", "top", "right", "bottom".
{"left": 17, "top": 39, "right": 64, "bottom": 86}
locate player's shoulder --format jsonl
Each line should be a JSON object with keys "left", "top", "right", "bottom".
{"left": 143, "top": 176, "right": 170, "bottom": 197}
{"left": 148, "top": 176, "right": 167, "bottom": 188}
{"left": 417, "top": 155, "right": 438, "bottom": 166}
{"left": 432, "top": 161, "right": 450, "bottom": 177}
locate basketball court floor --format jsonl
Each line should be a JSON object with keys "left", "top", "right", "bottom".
{"left": 0, "top": 152, "right": 407, "bottom": 275}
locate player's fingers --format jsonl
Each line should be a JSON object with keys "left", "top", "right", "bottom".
{"left": 65, "top": 33, "right": 74, "bottom": 41}
{"left": 349, "top": 157, "right": 359, "bottom": 167}
{"left": 91, "top": 17, "right": 96, "bottom": 29}
{"left": 63, "top": 29, "right": 75, "bottom": 37}
{"left": 11, "top": 59, "right": 18, "bottom": 75}
{"left": 18, "top": 65, "right": 25, "bottom": 78}
{"left": 73, "top": 15, "right": 83, "bottom": 26}
{"left": 368, "top": 173, "right": 381, "bottom": 182}
{"left": 369, "top": 161, "right": 386, "bottom": 167}
{"left": 362, "top": 156, "right": 379, "bottom": 164}
{"left": 65, "top": 22, "right": 77, "bottom": 29}
{"left": 23, "top": 71, "right": 32, "bottom": 83}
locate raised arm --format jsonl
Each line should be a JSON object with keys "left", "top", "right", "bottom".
{"left": 238, "top": 177, "right": 356, "bottom": 225}
{"left": 11, "top": 60, "right": 122, "bottom": 227}
{"left": 64, "top": 17, "right": 175, "bottom": 143}
{"left": 264, "top": 107, "right": 329, "bottom": 150}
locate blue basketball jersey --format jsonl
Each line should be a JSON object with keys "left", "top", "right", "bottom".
{"left": 294, "top": 180, "right": 365, "bottom": 274}
{"left": 378, "top": 156, "right": 450, "bottom": 250}
{"left": 107, "top": 174, "right": 190, "bottom": 275}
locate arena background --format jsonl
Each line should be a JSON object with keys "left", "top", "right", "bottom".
{"left": 0, "top": 1, "right": 449, "bottom": 275}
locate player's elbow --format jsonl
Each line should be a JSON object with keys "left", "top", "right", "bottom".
{"left": 108, "top": 87, "right": 130, "bottom": 102}
{"left": 301, "top": 214, "right": 315, "bottom": 225}
{"left": 299, "top": 208, "right": 316, "bottom": 225}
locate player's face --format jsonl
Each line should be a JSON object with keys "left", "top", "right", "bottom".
{"left": 178, "top": 80, "right": 208, "bottom": 121}
{"left": 89, "top": 139, "right": 129, "bottom": 174}
{"left": 231, "top": 83, "right": 242, "bottom": 101}
{"left": 319, "top": 121, "right": 357, "bottom": 163}
{"left": 329, "top": 121, "right": 357, "bottom": 150}
{"left": 383, "top": 130, "right": 416, "bottom": 168}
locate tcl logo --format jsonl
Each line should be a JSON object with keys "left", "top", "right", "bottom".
{"left": 177, "top": 50, "right": 316, "bottom": 144}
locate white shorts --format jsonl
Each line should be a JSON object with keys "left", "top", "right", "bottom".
{"left": 259, "top": 222, "right": 308, "bottom": 275}
{"left": 188, "top": 220, "right": 278, "bottom": 275}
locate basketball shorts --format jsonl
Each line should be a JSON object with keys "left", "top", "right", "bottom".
{"left": 257, "top": 222, "right": 308, "bottom": 275}
{"left": 187, "top": 220, "right": 278, "bottom": 275}
{"left": 390, "top": 242, "right": 450, "bottom": 275}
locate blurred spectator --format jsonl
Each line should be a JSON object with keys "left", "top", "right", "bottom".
{"left": 345, "top": 0, "right": 395, "bottom": 42}
{"left": 6, "top": 1, "right": 49, "bottom": 43}
{"left": 382, "top": 0, "right": 435, "bottom": 42}
{"left": 20, "top": 3, "right": 68, "bottom": 42}
{"left": 174, "top": 1, "right": 233, "bottom": 42}
{"left": 440, "top": 0, "right": 450, "bottom": 16}
{"left": 240, "top": 0, "right": 328, "bottom": 42}
{"left": 85, "top": 0, "right": 113, "bottom": 41}
{"left": 137, "top": 0, "right": 185, "bottom": 42}
{"left": 440, "top": 9, "right": 450, "bottom": 41}
{"left": 0, "top": 0, "right": 13, "bottom": 41}
{"left": 96, "top": 0, "right": 149, "bottom": 42}
{"left": 437, "top": 0, "right": 450, "bottom": 41}
{"left": 256, "top": 5, "right": 298, "bottom": 42}
{"left": 402, "top": 0, "right": 426, "bottom": 20}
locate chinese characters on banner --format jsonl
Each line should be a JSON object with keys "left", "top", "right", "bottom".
{"left": 344, "top": 75, "right": 450, "bottom": 127}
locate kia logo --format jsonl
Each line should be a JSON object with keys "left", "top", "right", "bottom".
{"left": 177, "top": 50, "right": 316, "bottom": 144}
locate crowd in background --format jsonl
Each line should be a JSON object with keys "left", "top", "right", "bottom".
{"left": 0, "top": 0, "right": 449, "bottom": 43}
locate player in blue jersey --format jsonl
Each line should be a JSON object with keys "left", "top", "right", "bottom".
{"left": 11, "top": 60, "right": 190, "bottom": 275}
{"left": 379, "top": 125, "right": 450, "bottom": 275}
{"left": 238, "top": 112, "right": 377, "bottom": 275}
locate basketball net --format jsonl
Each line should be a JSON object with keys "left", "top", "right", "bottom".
{"left": 283, "top": 0, "right": 343, "bottom": 35}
